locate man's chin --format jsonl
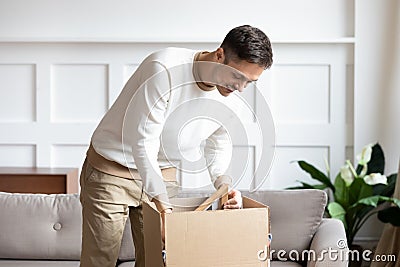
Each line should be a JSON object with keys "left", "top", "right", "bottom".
{"left": 217, "top": 86, "right": 233, "bottom": 97}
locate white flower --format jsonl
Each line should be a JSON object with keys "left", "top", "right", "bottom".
{"left": 356, "top": 143, "right": 373, "bottom": 166}
{"left": 363, "top": 173, "right": 388, "bottom": 185}
{"left": 340, "top": 164, "right": 354, "bottom": 186}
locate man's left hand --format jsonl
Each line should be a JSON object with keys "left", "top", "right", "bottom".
{"left": 222, "top": 189, "right": 242, "bottom": 209}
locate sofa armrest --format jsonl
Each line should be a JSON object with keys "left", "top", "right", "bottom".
{"left": 307, "top": 218, "right": 348, "bottom": 267}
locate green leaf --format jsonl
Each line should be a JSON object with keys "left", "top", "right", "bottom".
{"left": 355, "top": 143, "right": 385, "bottom": 175}
{"left": 349, "top": 178, "right": 373, "bottom": 206}
{"left": 286, "top": 185, "right": 310, "bottom": 190}
{"left": 286, "top": 180, "right": 318, "bottom": 190}
{"left": 355, "top": 205, "right": 373, "bottom": 219}
{"left": 356, "top": 196, "right": 386, "bottom": 207}
{"left": 297, "top": 161, "right": 335, "bottom": 192}
{"left": 378, "top": 206, "right": 400, "bottom": 226}
{"left": 367, "top": 143, "right": 385, "bottom": 174}
{"left": 351, "top": 196, "right": 400, "bottom": 209}
{"left": 393, "top": 198, "right": 400, "bottom": 207}
{"left": 286, "top": 181, "right": 328, "bottom": 190}
{"left": 334, "top": 173, "right": 349, "bottom": 208}
{"left": 298, "top": 181, "right": 319, "bottom": 189}
{"left": 328, "top": 202, "right": 347, "bottom": 229}
{"left": 373, "top": 173, "right": 397, "bottom": 197}
{"left": 313, "top": 184, "right": 330, "bottom": 190}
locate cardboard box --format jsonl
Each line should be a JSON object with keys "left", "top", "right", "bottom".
{"left": 143, "top": 193, "right": 270, "bottom": 267}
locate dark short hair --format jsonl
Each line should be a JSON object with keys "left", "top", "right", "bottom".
{"left": 221, "top": 25, "right": 273, "bottom": 69}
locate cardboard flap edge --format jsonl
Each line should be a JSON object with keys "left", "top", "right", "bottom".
{"left": 142, "top": 201, "right": 164, "bottom": 267}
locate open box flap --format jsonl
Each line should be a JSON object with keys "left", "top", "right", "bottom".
{"left": 242, "top": 196, "right": 268, "bottom": 209}
{"left": 195, "top": 184, "right": 229, "bottom": 211}
{"left": 243, "top": 196, "right": 271, "bottom": 239}
{"left": 142, "top": 202, "right": 164, "bottom": 267}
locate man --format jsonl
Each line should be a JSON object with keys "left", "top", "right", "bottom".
{"left": 79, "top": 25, "right": 273, "bottom": 267}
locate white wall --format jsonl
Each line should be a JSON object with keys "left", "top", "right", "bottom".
{"left": 352, "top": 0, "right": 400, "bottom": 245}
{"left": 0, "top": 0, "right": 352, "bottom": 41}
{"left": 355, "top": 0, "right": 400, "bottom": 174}
{"left": 0, "top": 0, "right": 398, "bottom": 242}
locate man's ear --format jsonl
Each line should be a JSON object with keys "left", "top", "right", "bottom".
{"left": 216, "top": 47, "right": 225, "bottom": 63}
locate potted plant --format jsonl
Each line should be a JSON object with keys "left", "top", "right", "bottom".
{"left": 288, "top": 143, "right": 400, "bottom": 247}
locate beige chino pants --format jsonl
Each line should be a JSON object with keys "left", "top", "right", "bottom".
{"left": 79, "top": 159, "right": 177, "bottom": 267}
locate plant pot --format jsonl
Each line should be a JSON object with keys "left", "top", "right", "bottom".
{"left": 349, "top": 244, "right": 363, "bottom": 267}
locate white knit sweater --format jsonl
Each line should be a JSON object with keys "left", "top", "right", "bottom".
{"left": 91, "top": 47, "right": 239, "bottom": 200}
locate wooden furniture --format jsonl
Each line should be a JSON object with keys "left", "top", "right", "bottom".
{"left": 0, "top": 167, "right": 79, "bottom": 194}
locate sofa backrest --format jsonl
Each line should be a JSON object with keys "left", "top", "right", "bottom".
{"left": 242, "top": 189, "right": 327, "bottom": 255}
{"left": 0, "top": 192, "right": 135, "bottom": 261}
{"left": 0, "top": 189, "right": 326, "bottom": 261}
{"left": 0, "top": 192, "right": 82, "bottom": 260}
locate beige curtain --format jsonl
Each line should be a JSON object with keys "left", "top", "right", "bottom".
{"left": 371, "top": 160, "right": 400, "bottom": 267}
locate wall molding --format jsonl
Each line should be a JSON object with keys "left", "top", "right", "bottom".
{"left": 0, "top": 37, "right": 356, "bottom": 44}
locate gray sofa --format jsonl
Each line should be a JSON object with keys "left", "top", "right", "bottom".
{"left": 0, "top": 189, "right": 348, "bottom": 266}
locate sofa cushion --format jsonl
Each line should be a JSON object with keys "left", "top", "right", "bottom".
{"left": 118, "top": 217, "right": 135, "bottom": 261}
{"left": 271, "top": 261, "right": 302, "bottom": 267}
{"left": 117, "top": 262, "right": 135, "bottom": 267}
{"left": 117, "top": 260, "right": 302, "bottom": 267}
{"left": 243, "top": 189, "right": 327, "bottom": 256}
{"left": 0, "top": 193, "right": 83, "bottom": 260}
{"left": 0, "top": 192, "right": 136, "bottom": 261}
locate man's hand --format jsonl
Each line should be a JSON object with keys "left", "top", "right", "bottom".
{"left": 222, "top": 189, "right": 242, "bottom": 209}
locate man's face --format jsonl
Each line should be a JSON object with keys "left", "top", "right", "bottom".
{"left": 215, "top": 59, "right": 265, "bottom": 97}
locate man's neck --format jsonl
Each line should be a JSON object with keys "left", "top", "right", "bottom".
{"left": 194, "top": 51, "right": 217, "bottom": 90}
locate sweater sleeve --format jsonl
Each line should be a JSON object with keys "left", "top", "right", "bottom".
{"left": 204, "top": 126, "right": 233, "bottom": 188}
{"left": 126, "top": 61, "right": 171, "bottom": 204}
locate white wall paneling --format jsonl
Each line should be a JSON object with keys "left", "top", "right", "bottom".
{"left": 6, "top": 0, "right": 398, "bottom": 244}
{"left": 51, "top": 64, "right": 108, "bottom": 122}
{"left": 179, "top": 145, "right": 256, "bottom": 191}
{"left": 0, "top": 64, "right": 36, "bottom": 122}
{"left": 272, "top": 64, "right": 331, "bottom": 124}
{"left": 1, "top": 0, "right": 398, "bottom": 245}
{"left": 0, "top": 42, "right": 218, "bottom": 171}
{"left": 267, "top": 146, "right": 330, "bottom": 190}
{"left": 0, "top": 42, "right": 354, "bottom": 192}
{"left": 0, "top": 144, "right": 36, "bottom": 167}
{"left": 260, "top": 44, "right": 354, "bottom": 189}
{"left": 51, "top": 144, "right": 89, "bottom": 168}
